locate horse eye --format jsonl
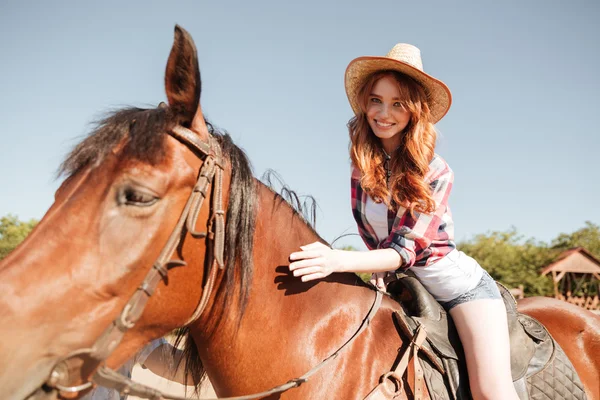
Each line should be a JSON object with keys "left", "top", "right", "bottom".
{"left": 120, "top": 187, "right": 158, "bottom": 207}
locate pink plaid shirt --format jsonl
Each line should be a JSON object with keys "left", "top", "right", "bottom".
{"left": 351, "top": 154, "right": 456, "bottom": 270}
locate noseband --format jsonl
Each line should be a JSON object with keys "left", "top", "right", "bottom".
{"left": 42, "top": 125, "right": 226, "bottom": 397}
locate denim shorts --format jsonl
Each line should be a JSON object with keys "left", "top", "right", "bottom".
{"left": 439, "top": 270, "right": 501, "bottom": 311}
{"left": 410, "top": 249, "right": 486, "bottom": 302}
{"left": 409, "top": 249, "right": 501, "bottom": 310}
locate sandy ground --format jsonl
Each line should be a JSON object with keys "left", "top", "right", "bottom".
{"left": 128, "top": 364, "right": 216, "bottom": 399}
{"left": 126, "top": 334, "right": 216, "bottom": 400}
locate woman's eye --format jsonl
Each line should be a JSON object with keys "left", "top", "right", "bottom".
{"left": 370, "top": 97, "right": 381, "bottom": 103}
{"left": 120, "top": 188, "right": 158, "bottom": 207}
{"left": 393, "top": 102, "right": 403, "bottom": 107}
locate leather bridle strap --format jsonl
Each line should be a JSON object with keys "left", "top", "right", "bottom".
{"left": 92, "top": 290, "right": 384, "bottom": 400}
{"left": 171, "top": 125, "right": 212, "bottom": 156}
{"left": 363, "top": 324, "right": 427, "bottom": 400}
{"left": 90, "top": 133, "right": 224, "bottom": 358}
{"left": 182, "top": 129, "right": 226, "bottom": 326}
{"left": 44, "top": 125, "right": 225, "bottom": 397}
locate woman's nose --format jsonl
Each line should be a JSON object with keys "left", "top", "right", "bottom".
{"left": 378, "top": 104, "right": 390, "bottom": 118}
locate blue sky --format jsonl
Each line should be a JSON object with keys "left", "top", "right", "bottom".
{"left": 1, "top": 0, "right": 598, "bottom": 250}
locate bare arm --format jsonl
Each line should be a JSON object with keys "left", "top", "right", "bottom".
{"left": 289, "top": 242, "right": 401, "bottom": 279}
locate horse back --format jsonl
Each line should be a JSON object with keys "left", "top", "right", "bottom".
{"left": 518, "top": 296, "right": 600, "bottom": 400}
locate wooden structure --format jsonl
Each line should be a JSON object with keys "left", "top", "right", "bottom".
{"left": 541, "top": 247, "right": 600, "bottom": 311}
{"left": 509, "top": 284, "right": 524, "bottom": 300}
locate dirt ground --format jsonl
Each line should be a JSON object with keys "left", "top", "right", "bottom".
{"left": 129, "top": 364, "right": 216, "bottom": 399}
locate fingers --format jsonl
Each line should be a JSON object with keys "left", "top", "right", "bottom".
{"left": 300, "top": 242, "right": 327, "bottom": 251}
{"left": 291, "top": 266, "right": 323, "bottom": 279}
{"left": 369, "top": 272, "right": 378, "bottom": 286}
{"left": 369, "top": 272, "right": 387, "bottom": 291}
{"left": 288, "top": 242, "right": 332, "bottom": 283}
{"left": 289, "top": 242, "right": 330, "bottom": 262}
{"left": 298, "top": 272, "right": 327, "bottom": 282}
{"left": 289, "top": 259, "right": 328, "bottom": 283}
{"left": 289, "top": 250, "right": 322, "bottom": 262}
{"left": 289, "top": 256, "right": 326, "bottom": 269}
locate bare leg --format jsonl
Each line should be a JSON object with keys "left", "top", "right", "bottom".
{"left": 449, "top": 299, "right": 520, "bottom": 400}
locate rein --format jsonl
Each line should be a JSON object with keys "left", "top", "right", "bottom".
{"left": 42, "top": 125, "right": 391, "bottom": 400}
{"left": 93, "top": 290, "right": 384, "bottom": 400}
{"left": 43, "top": 125, "right": 226, "bottom": 397}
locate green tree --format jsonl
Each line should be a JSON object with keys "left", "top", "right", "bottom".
{"left": 335, "top": 223, "right": 600, "bottom": 297}
{"left": 0, "top": 214, "right": 38, "bottom": 260}
{"left": 550, "top": 221, "right": 600, "bottom": 259}
{"left": 458, "top": 228, "right": 555, "bottom": 297}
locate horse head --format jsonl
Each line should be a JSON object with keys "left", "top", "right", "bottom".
{"left": 0, "top": 25, "right": 255, "bottom": 400}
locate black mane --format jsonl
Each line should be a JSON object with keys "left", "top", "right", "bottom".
{"left": 59, "top": 105, "right": 324, "bottom": 392}
{"left": 59, "top": 107, "right": 172, "bottom": 178}
{"left": 60, "top": 105, "right": 256, "bottom": 313}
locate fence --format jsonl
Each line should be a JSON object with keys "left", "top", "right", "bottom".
{"left": 509, "top": 285, "right": 524, "bottom": 300}
{"left": 555, "top": 293, "right": 600, "bottom": 311}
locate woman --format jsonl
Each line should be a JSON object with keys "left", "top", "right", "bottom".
{"left": 289, "top": 43, "right": 519, "bottom": 399}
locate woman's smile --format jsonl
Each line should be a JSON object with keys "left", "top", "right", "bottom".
{"left": 374, "top": 120, "right": 395, "bottom": 128}
{"left": 366, "top": 75, "right": 411, "bottom": 153}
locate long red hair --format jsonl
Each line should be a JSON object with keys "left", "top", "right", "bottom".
{"left": 349, "top": 70, "right": 437, "bottom": 215}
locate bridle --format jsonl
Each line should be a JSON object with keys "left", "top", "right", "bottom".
{"left": 37, "top": 124, "right": 390, "bottom": 400}
{"left": 40, "top": 124, "right": 227, "bottom": 397}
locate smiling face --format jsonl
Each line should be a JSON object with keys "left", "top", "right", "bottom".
{"left": 365, "top": 75, "right": 411, "bottom": 154}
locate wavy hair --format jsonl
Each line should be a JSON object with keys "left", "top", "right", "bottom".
{"left": 349, "top": 70, "right": 437, "bottom": 215}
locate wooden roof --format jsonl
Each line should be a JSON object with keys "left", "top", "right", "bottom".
{"left": 541, "top": 247, "right": 600, "bottom": 276}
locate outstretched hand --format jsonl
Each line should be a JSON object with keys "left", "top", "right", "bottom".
{"left": 369, "top": 272, "right": 388, "bottom": 291}
{"left": 289, "top": 242, "right": 350, "bottom": 282}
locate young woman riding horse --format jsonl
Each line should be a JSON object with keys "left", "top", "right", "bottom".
{"left": 0, "top": 26, "right": 598, "bottom": 400}
{"left": 288, "top": 44, "right": 518, "bottom": 399}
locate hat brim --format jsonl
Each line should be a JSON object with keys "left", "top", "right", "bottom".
{"left": 344, "top": 56, "right": 452, "bottom": 123}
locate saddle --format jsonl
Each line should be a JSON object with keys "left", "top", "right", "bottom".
{"left": 384, "top": 273, "right": 587, "bottom": 400}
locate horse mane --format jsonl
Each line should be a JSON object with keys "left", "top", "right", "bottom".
{"left": 58, "top": 106, "right": 324, "bottom": 392}
{"left": 174, "top": 171, "right": 327, "bottom": 392}
{"left": 59, "top": 106, "right": 256, "bottom": 315}
{"left": 58, "top": 107, "right": 172, "bottom": 178}
{"left": 260, "top": 170, "right": 323, "bottom": 240}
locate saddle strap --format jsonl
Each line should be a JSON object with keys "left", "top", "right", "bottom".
{"left": 364, "top": 324, "right": 427, "bottom": 400}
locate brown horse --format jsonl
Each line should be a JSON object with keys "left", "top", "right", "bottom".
{"left": 0, "top": 26, "right": 598, "bottom": 400}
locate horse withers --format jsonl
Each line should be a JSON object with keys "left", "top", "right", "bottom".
{"left": 0, "top": 26, "right": 598, "bottom": 400}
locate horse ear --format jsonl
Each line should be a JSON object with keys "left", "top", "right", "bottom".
{"left": 165, "top": 25, "right": 209, "bottom": 140}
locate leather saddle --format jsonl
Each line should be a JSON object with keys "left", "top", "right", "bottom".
{"left": 386, "top": 273, "right": 587, "bottom": 400}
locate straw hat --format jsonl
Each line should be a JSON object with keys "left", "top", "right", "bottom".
{"left": 344, "top": 43, "right": 452, "bottom": 123}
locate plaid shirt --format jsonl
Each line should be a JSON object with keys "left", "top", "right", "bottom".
{"left": 351, "top": 154, "right": 456, "bottom": 270}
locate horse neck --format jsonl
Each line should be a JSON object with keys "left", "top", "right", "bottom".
{"left": 248, "top": 181, "right": 371, "bottom": 310}
{"left": 191, "top": 181, "right": 378, "bottom": 395}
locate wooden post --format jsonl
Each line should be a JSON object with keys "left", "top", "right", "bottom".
{"left": 552, "top": 270, "right": 559, "bottom": 297}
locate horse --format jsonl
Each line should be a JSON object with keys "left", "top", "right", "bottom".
{"left": 0, "top": 25, "right": 598, "bottom": 400}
